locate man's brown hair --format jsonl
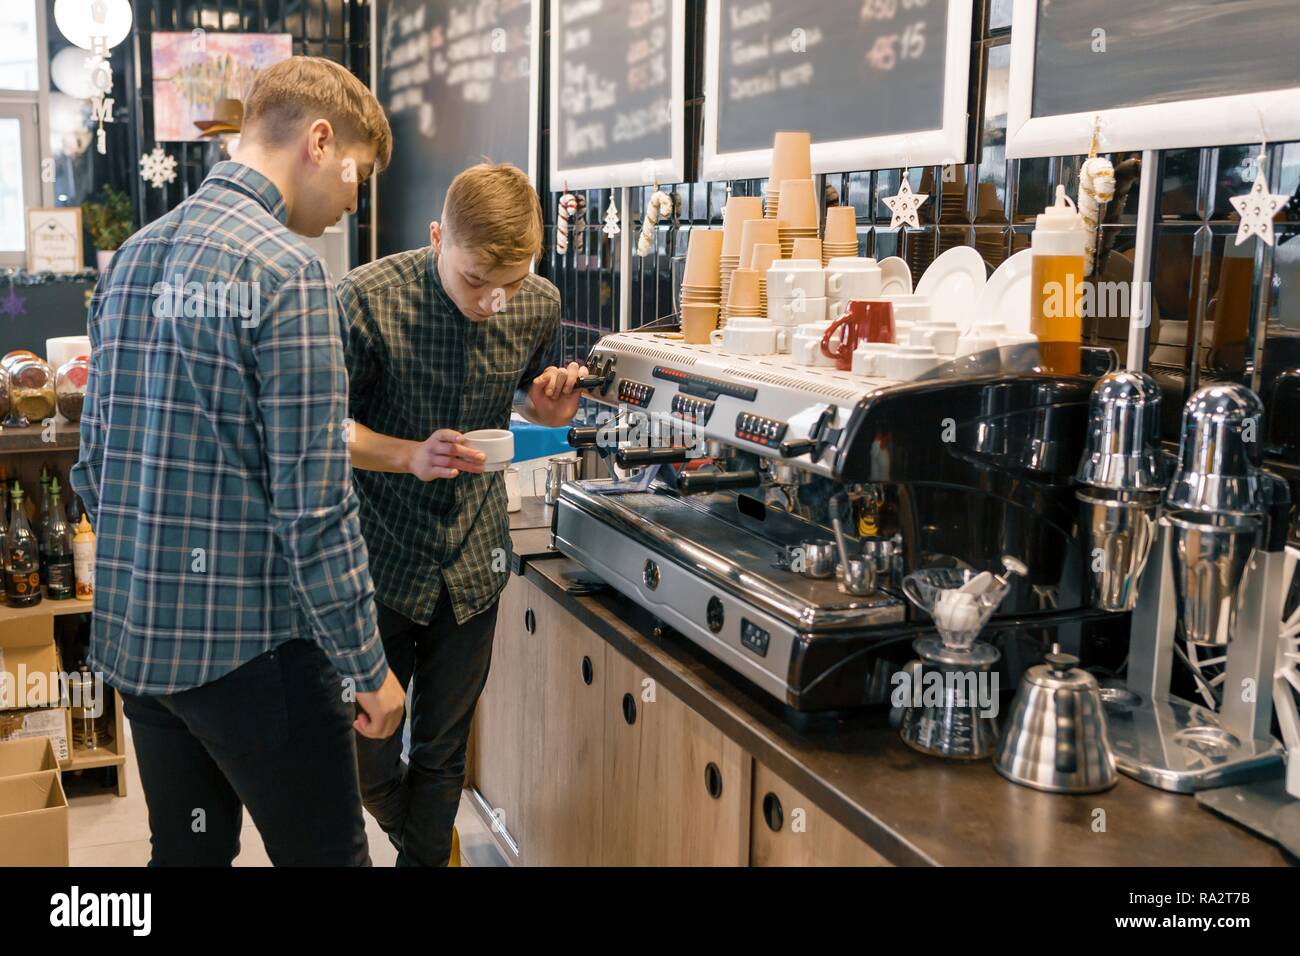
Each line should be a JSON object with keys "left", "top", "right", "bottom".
{"left": 243, "top": 56, "right": 393, "bottom": 171}
{"left": 442, "top": 162, "right": 544, "bottom": 265}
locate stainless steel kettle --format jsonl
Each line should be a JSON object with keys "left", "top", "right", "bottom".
{"left": 994, "top": 648, "right": 1118, "bottom": 793}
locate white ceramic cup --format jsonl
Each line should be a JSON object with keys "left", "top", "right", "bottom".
{"left": 826, "top": 267, "right": 882, "bottom": 301}
{"left": 462, "top": 428, "right": 514, "bottom": 472}
{"left": 882, "top": 294, "right": 932, "bottom": 325}
{"left": 710, "top": 318, "right": 790, "bottom": 355}
{"left": 769, "top": 294, "right": 828, "bottom": 326}
{"left": 851, "top": 342, "right": 899, "bottom": 378}
{"left": 505, "top": 466, "right": 521, "bottom": 511}
{"left": 790, "top": 327, "right": 838, "bottom": 367}
{"left": 826, "top": 256, "right": 879, "bottom": 271}
{"left": 768, "top": 259, "right": 825, "bottom": 299}
{"left": 885, "top": 345, "right": 943, "bottom": 380}
{"left": 912, "top": 320, "right": 961, "bottom": 355}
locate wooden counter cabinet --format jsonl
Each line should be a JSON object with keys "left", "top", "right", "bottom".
{"left": 749, "top": 762, "right": 890, "bottom": 867}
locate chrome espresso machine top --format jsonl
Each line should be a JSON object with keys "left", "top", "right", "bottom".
{"left": 551, "top": 333, "right": 1099, "bottom": 712}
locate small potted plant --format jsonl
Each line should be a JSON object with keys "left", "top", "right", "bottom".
{"left": 82, "top": 185, "right": 134, "bottom": 272}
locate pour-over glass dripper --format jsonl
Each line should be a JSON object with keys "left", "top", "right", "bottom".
{"left": 902, "top": 556, "right": 1027, "bottom": 649}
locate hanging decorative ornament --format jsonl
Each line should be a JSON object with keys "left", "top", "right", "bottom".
{"left": 573, "top": 194, "right": 589, "bottom": 254}
{"left": 556, "top": 192, "right": 577, "bottom": 255}
{"left": 140, "top": 146, "right": 178, "bottom": 189}
{"left": 1077, "top": 118, "right": 1115, "bottom": 277}
{"left": 637, "top": 189, "right": 673, "bottom": 257}
{"left": 883, "top": 173, "right": 928, "bottom": 229}
{"left": 602, "top": 197, "right": 621, "bottom": 238}
{"left": 54, "top": 0, "right": 134, "bottom": 51}
{"left": 84, "top": 51, "right": 115, "bottom": 156}
{"left": 0, "top": 281, "right": 28, "bottom": 320}
{"left": 1230, "top": 147, "right": 1286, "bottom": 247}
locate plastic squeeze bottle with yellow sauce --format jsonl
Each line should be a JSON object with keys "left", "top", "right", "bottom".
{"left": 1030, "top": 185, "right": 1087, "bottom": 374}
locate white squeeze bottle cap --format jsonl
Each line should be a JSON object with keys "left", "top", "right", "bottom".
{"left": 1032, "top": 185, "right": 1086, "bottom": 256}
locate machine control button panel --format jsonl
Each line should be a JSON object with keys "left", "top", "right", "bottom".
{"left": 735, "top": 412, "right": 788, "bottom": 448}
{"left": 653, "top": 366, "right": 758, "bottom": 402}
{"left": 618, "top": 379, "right": 655, "bottom": 407}
{"left": 672, "top": 393, "right": 715, "bottom": 425}
{"left": 740, "top": 619, "right": 770, "bottom": 658}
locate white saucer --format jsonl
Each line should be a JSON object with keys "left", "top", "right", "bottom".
{"left": 878, "top": 256, "right": 913, "bottom": 296}
{"left": 915, "top": 246, "right": 988, "bottom": 334}
{"left": 972, "top": 249, "right": 1033, "bottom": 334}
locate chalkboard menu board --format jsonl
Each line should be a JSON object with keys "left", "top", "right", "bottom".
{"left": 549, "top": 0, "right": 685, "bottom": 190}
{"left": 1008, "top": 0, "right": 1300, "bottom": 158}
{"left": 375, "top": 0, "right": 539, "bottom": 257}
{"left": 703, "top": 0, "right": 973, "bottom": 180}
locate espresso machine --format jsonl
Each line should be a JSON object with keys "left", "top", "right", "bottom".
{"left": 1098, "top": 382, "right": 1294, "bottom": 795}
{"left": 551, "top": 332, "right": 1102, "bottom": 712}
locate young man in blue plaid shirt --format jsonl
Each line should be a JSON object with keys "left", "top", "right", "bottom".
{"left": 71, "top": 58, "right": 406, "bottom": 866}
{"left": 337, "top": 163, "right": 587, "bottom": 865}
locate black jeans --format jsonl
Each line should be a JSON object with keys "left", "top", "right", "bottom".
{"left": 354, "top": 587, "right": 499, "bottom": 866}
{"left": 121, "top": 640, "right": 370, "bottom": 866}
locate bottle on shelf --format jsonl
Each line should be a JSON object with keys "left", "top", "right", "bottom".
{"left": 5, "top": 482, "right": 42, "bottom": 607}
{"left": 73, "top": 514, "right": 95, "bottom": 601}
{"left": 0, "top": 476, "right": 8, "bottom": 606}
{"left": 38, "top": 466, "right": 51, "bottom": 587}
{"left": 44, "top": 479, "right": 74, "bottom": 601}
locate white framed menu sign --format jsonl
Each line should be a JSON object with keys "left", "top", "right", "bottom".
{"left": 549, "top": 0, "right": 686, "bottom": 190}
{"left": 1007, "top": 0, "right": 1300, "bottom": 157}
{"left": 26, "top": 208, "right": 84, "bottom": 274}
{"left": 702, "top": 0, "right": 973, "bottom": 180}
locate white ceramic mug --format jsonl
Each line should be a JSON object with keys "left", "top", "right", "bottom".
{"left": 826, "top": 256, "right": 879, "bottom": 271}
{"left": 769, "top": 295, "right": 828, "bottom": 326}
{"left": 882, "top": 294, "right": 932, "bottom": 326}
{"left": 885, "top": 345, "right": 943, "bottom": 380}
{"left": 462, "top": 428, "right": 514, "bottom": 472}
{"left": 851, "top": 342, "right": 899, "bottom": 378}
{"left": 790, "top": 330, "right": 838, "bottom": 366}
{"left": 768, "top": 259, "right": 825, "bottom": 299}
{"left": 710, "top": 318, "right": 790, "bottom": 355}
{"left": 912, "top": 320, "right": 961, "bottom": 356}
{"left": 826, "top": 267, "right": 881, "bottom": 301}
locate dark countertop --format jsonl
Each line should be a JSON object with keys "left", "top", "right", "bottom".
{"left": 507, "top": 515, "right": 1292, "bottom": 867}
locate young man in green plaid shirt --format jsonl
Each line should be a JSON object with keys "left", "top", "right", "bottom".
{"left": 336, "top": 163, "right": 586, "bottom": 866}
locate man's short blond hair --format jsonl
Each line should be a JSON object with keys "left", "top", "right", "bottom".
{"left": 243, "top": 56, "right": 393, "bottom": 171}
{"left": 443, "top": 163, "right": 544, "bottom": 265}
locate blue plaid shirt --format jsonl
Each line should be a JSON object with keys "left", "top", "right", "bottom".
{"left": 71, "top": 161, "right": 387, "bottom": 696}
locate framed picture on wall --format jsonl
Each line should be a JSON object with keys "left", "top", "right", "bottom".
{"left": 151, "top": 32, "right": 293, "bottom": 142}
{"left": 1007, "top": 0, "right": 1300, "bottom": 157}
{"left": 26, "top": 208, "right": 83, "bottom": 274}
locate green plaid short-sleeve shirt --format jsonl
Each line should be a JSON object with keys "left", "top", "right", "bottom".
{"left": 336, "top": 247, "right": 560, "bottom": 625}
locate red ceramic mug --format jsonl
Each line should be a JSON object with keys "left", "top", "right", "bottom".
{"left": 820, "top": 299, "right": 895, "bottom": 371}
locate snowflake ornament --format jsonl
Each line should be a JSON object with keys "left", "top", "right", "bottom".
{"left": 139, "top": 146, "right": 178, "bottom": 189}
{"left": 883, "top": 176, "right": 929, "bottom": 229}
{"left": 0, "top": 286, "right": 26, "bottom": 319}
{"left": 1229, "top": 171, "right": 1287, "bottom": 247}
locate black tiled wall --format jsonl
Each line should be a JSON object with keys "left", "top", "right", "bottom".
{"left": 540, "top": 0, "right": 1300, "bottom": 514}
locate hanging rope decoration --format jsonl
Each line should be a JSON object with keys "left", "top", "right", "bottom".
{"left": 1077, "top": 118, "right": 1115, "bottom": 277}
{"left": 573, "top": 194, "right": 589, "bottom": 254}
{"left": 555, "top": 192, "right": 577, "bottom": 254}
{"left": 637, "top": 189, "right": 673, "bottom": 256}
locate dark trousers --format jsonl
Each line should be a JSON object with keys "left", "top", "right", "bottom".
{"left": 354, "top": 587, "right": 499, "bottom": 866}
{"left": 121, "top": 640, "right": 370, "bottom": 867}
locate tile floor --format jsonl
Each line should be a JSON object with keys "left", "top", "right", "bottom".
{"left": 64, "top": 723, "right": 508, "bottom": 867}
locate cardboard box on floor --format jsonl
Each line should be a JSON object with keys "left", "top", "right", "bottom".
{"left": 0, "top": 613, "right": 58, "bottom": 710}
{"left": 0, "top": 769, "right": 69, "bottom": 866}
{"left": 0, "top": 706, "right": 72, "bottom": 765}
{"left": 0, "top": 736, "right": 59, "bottom": 777}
